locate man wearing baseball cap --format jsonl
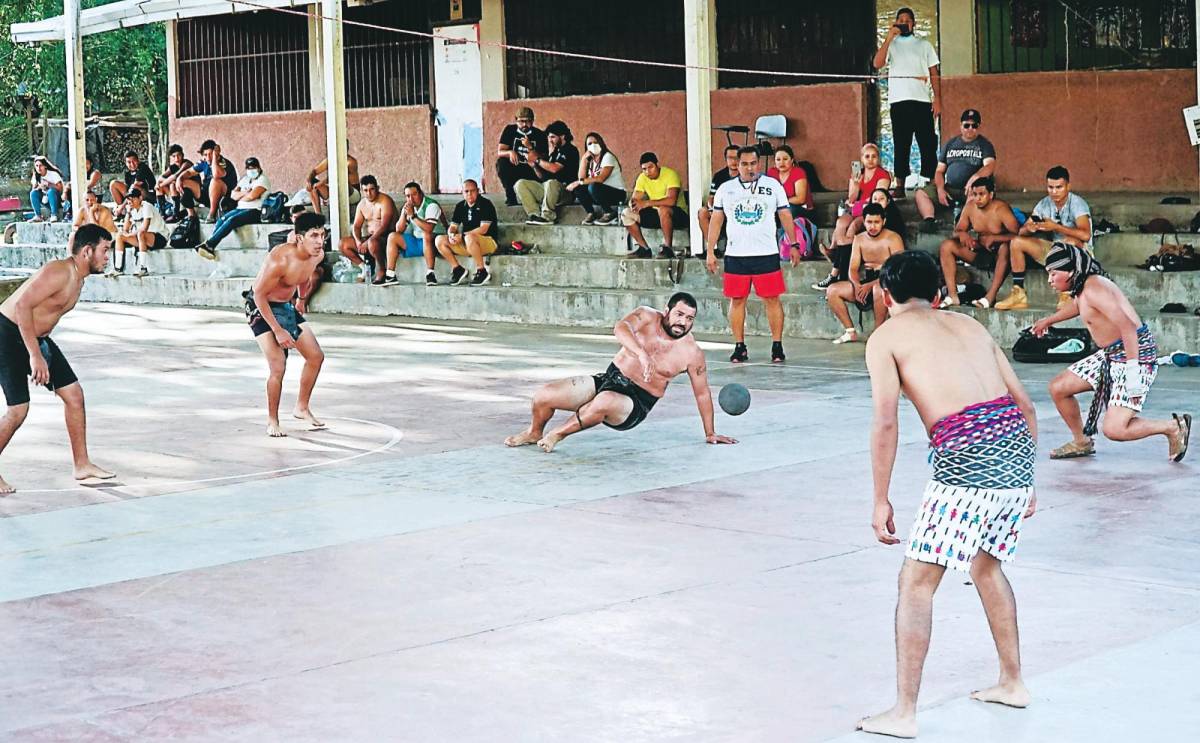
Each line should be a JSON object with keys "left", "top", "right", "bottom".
{"left": 495, "top": 106, "right": 547, "bottom": 206}
{"left": 197, "top": 156, "right": 271, "bottom": 260}
{"left": 914, "top": 108, "right": 996, "bottom": 231}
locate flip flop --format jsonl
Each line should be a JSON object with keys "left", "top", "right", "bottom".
{"left": 971, "top": 297, "right": 992, "bottom": 309}
{"left": 1050, "top": 438, "right": 1095, "bottom": 459}
{"left": 1171, "top": 413, "right": 1191, "bottom": 462}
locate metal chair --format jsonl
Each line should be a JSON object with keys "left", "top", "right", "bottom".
{"left": 713, "top": 114, "right": 787, "bottom": 158}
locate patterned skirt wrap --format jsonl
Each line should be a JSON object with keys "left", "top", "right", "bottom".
{"left": 905, "top": 395, "right": 1036, "bottom": 571}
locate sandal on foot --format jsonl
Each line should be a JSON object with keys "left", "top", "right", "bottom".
{"left": 940, "top": 295, "right": 960, "bottom": 309}
{"left": 1050, "top": 438, "right": 1095, "bottom": 459}
{"left": 1170, "top": 413, "right": 1191, "bottom": 462}
{"left": 972, "top": 297, "right": 992, "bottom": 309}
{"left": 832, "top": 328, "right": 859, "bottom": 345}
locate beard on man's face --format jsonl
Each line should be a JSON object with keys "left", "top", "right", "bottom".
{"left": 663, "top": 318, "right": 691, "bottom": 338}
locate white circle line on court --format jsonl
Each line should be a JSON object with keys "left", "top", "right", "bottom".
{"left": 16, "top": 416, "right": 403, "bottom": 494}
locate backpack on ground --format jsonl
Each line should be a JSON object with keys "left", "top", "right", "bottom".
{"left": 1012, "top": 327, "right": 1095, "bottom": 363}
{"left": 169, "top": 215, "right": 201, "bottom": 250}
{"left": 261, "top": 192, "right": 288, "bottom": 223}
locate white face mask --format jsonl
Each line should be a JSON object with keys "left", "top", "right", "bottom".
{"left": 246, "top": 169, "right": 260, "bottom": 179}
{"left": 587, "top": 143, "right": 602, "bottom": 156}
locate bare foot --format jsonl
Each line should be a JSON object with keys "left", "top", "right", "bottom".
{"left": 856, "top": 708, "right": 917, "bottom": 739}
{"left": 536, "top": 433, "right": 562, "bottom": 453}
{"left": 971, "top": 681, "right": 1031, "bottom": 708}
{"left": 0, "top": 474, "right": 14, "bottom": 495}
{"left": 267, "top": 420, "right": 287, "bottom": 438}
{"left": 504, "top": 429, "right": 541, "bottom": 447}
{"left": 292, "top": 408, "right": 326, "bottom": 430}
{"left": 74, "top": 462, "right": 116, "bottom": 481}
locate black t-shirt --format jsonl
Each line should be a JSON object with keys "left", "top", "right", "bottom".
{"left": 124, "top": 162, "right": 157, "bottom": 191}
{"left": 709, "top": 168, "right": 736, "bottom": 196}
{"left": 498, "top": 124, "right": 547, "bottom": 165}
{"left": 452, "top": 197, "right": 498, "bottom": 238}
{"left": 543, "top": 143, "right": 580, "bottom": 185}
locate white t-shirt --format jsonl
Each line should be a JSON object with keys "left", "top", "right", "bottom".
{"left": 129, "top": 201, "right": 168, "bottom": 237}
{"left": 589, "top": 151, "right": 624, "bottom": 190}
{"left": 885, "top": 35, "right": 940, "bottom": 104}
{"left": 712, "top": 175, "right": 788, "bottom": 257}
{"left": 31, "top": 170, "right": 63, "bottom": 189}
{"left": 235, "top": 172, "right": 271, "bottom": 210}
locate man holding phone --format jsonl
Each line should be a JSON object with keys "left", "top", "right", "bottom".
{"left": 873, "top": 7, "right": 941, "bottom": 200}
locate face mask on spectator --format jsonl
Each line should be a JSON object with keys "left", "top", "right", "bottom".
{"left": 247, "top": 169, "right": 260, "bottom": 179}
{"left": 587, "top": 143, "right": 602, "bottom": 156}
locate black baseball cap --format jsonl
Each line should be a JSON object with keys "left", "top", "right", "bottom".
{"left": 961, "top": 109, "right": 982, "bottom": 124}
{"left": 244, "top": 156, "right": 261, "bottom": 169}
{"left": 198, "top": 139, "right": 217, "bottom": 152}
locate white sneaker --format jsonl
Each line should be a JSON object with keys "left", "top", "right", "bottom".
{"left": 133, "top": 266, "right": 149, "bottom": 277}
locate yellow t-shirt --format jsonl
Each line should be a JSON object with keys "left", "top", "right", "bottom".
{"left": 633, "top": 166, "right": 687, "bottom": 212}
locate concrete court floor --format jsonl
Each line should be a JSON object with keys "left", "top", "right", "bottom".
{"left": 0, "top": 303, "right": 1197, "bottom": 743}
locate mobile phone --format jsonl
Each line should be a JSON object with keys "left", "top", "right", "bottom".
{"left": 851, "top": 161, "right": 864, "bottom": 180}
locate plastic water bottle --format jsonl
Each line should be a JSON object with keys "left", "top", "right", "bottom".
{"left": 331, "top": 256, "right": 358, "bottom": 283}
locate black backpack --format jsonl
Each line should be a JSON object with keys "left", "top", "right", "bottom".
{"left": 169, "top": 215, "right": 201, "bottom": 250}
{"left": 1012, "top": 327, "right": 1095, "bottom": 364}
{"left": 260, "top": 192, "right": 288, "bottom": 223}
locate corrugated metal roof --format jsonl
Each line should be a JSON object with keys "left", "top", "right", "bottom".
{"left": 11, "top": 0, "right": 311, "bottom": 43}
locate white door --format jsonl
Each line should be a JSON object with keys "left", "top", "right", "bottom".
{"left": 433, "top": 24, "right": 483, "bottom": 194}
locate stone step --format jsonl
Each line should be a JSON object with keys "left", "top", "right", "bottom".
{"left": 4, "top": 244, "right": 268, "bottom": 278}
{"left": 76, "top": 272, "right": 1200, "bottom": 350}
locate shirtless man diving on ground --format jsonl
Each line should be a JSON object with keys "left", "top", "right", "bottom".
{"left": 246, "top": 211, "right": 327, "bottom": 437}
{"left": 860, "top": 250, "right": 1038, "bottom": 738}
{"left": 505, "top": 292, "right": 737, "bottom": 453}
{"left": 0, "top": 224, "right": 115, "bottom": 493}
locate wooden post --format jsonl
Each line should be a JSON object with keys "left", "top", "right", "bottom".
{"left": 321, "top": 0, "right": 349, "bottom": 244}
{"left": 63, "top": 0, "right": 87, "bottom": 206}
{"left": 684, "top": 0, "right": 715, "bottom": 258}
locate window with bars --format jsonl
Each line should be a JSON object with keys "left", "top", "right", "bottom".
{"left": 504, "top": 0, "right": 685, "bottom": 99}
{"left": 715, "top": 0, "right": 876, "bottom": 88}
{"left": 176, "top": 11, "right": 311, "bottom": 117}
{"left": 976, "top": 0, "right": 1195, "bottom": 73}
{"left": 344, "top": 0, "right": 433, "bottom": 108}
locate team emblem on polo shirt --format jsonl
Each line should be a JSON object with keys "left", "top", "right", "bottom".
{"left": 732, "top": 198, "right": 765, "bottom": 226}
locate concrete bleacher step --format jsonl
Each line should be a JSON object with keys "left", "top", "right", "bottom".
{"left": 3, "top": 244, "right": 267, "bottom": 279}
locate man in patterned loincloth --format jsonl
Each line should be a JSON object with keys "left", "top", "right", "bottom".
{"left": 1034, "top": 242, "right": 1190, "bottom": 461}
{"left": 859, "top": 250, "right": 1039, "bottom": 738}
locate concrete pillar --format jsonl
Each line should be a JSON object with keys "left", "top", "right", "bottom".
{"left": 308, "top": 4, "right": 324, "bottom": 109}
{"left": 63, "top": 0, "right": 87, "bottom": 204}
{"left": 684, "top": 0, "right": 716, "bottom": 257}
{"left": 320, "top": 0, "right": 349, "bottom": 243}
{"left": 479, "top": 0, "right": 506, "bottom": 102}
{"left": 1195, "top": 0, "right": 1200, "bottom": 195}
{"left": 937, "top": 0, "right": 975, "bottom": 76}
{"left": 165, "top": 20, "right": 177, "bottom": 119}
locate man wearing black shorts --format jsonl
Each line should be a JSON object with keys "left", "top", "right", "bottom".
{"left": 0, "top": 224, "right": 116, "bottom": 493}
{"left": 504, "top": 293, "right": 737, "bottom": 453}
{"left": 706, "top": 145, "right": 804, "bottom": 363}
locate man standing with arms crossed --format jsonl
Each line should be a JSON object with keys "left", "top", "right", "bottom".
{"left": 706, "top": 146, "right": 803, "bottom": 364}
{"left": 0, "top": 224, "right": 116, "bottom": 493}
{"left": 860, "top": 251, "right": 1038, "bottom": 738}
{"left": 246, "top": 212, "right": 327, "bottom": 437}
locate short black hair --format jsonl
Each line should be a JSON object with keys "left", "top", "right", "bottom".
{"left": 736, "top": 145, "right": 758, "bottom": 159}
{"left": 199, "top": 138, "right": 217, "bottom": 152}
{"left": 168, "top": 143, "right": 184, "bottom": 156}
{"left": 774, "top": 144, "right": 795, "bottom": 160}
{"left": 293, "top": 211, "right": 326, "bottom": 235}
{"left": 667, "top": 291, "right": 697, "bottom": 312}
{"left": 862, "top": 202, "right": 886, "bottom": 219}
{"left": 289, "top": 204, "right": 308, "bottom": 216}
{"left": 124, "top": 150, "right": 139, "bottom": 160}
{"left": 404, "top": 181, "right": 424, "bottom": 195}
{"left": 359, "top": 174, "right": 378, "bottom": 188}
{"left": 639, "top": 152, "right": 659, "bottom": 166}
{"left": 71, "top": 223, "right": 112, "bottom": 255}
{"left": 1046, "top": 165, "right": 1070, "bottom": 181}
{"left": 545, "top": 120, "right": 571, "bottom": 140}
{"left": 723, "top": 144, "right": 740, "bottom": 155}
{"left": 880, "top": 250, "right": 938, "bottom": 303}
{"left": 897, "top": 6, "right": 915, "bottom": 19}
{"left": 127, "top": 187, "right": 143, "bottom": 199}
{"left": 971, "top": 176, "right": 995, "bottom": 192}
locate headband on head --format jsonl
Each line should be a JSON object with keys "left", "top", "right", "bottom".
{"left": 1045, "top": 242, "right": 1105, "bottom": 297}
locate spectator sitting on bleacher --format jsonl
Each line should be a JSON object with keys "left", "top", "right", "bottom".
{"left": 813, "top": 143, "right": 892, "bottom": 290}
{"left": 433, "top": 179, "right": 498, "bottom": 287}
{"left": 29, "top": 157, "right": 64, "bottom": 223}
{"left": 196, "top": 157, "right": 270, "bottom": 261}
{"left": 872, "top": 188, "right": 908, "bottom": 242}
{"left": 518, "top": 120, "right": 580, "bottom": 225}
{"left": 937, "top": 177, "right": 1018, "bottom": 309}
{"left": 913, "top": 108, "right": 995, "bottom": 233}
{"left": 386, "top": 181, "right": 447, "bottom": 287}
{"left": 110, "top": 150, "right": 157, "bottom": 218}
{"left": 826, "top": 202, "right": 904, "bottom": 345}
{"left": 154, "top": 144, "right": 195, "bottom": 222}
{"left": 305, "top": 144, "right": 360, "bottom": 216}
{"left": 568, "top": 132, "right": 626, "bottom": 225}
{"left": 62, "top": 155, "right": 102, "bottom": 215}
{"left": 768, "top": 144, "right": 818, "bottom": 255}
{"left": 622, "top": 152, "right": 688, "bottom": 259}
{"left": 995, "top": 165, "right": 1092, "bottom": 312}
{"left": 73, "top": 190, "right": 117, "bottom": 234}
{"left": 337, "top": 175, "right": 397, "bottom": 286}
{"left": 178, "top": 140, "right": 238, "bottom": 224}
{"left": 496, "top": 106, "right": 546, "bottom": 206}
{"left": 695, "top": 145, "right": 740, "bottom": 256}
{"left": 107, "top": 188, "right": 168, "bottom": 278}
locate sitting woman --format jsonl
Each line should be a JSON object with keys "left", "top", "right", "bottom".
{"left": 871, "top": 187, "right": 907, "bottom": 246}
{"left": 813, "top": 143, "right": 892, "bottom": 290}
{"left": 767, "top": 144, "right": 818, "bottom": 258}
{"left": 568, "top": 132, "right": 626, "bottom": 225}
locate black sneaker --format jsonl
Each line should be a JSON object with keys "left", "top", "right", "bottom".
{"left": 630, "top": 246, "right": 653, "bottom": 259}
{"left": 425, "top": 270, "right": 438, "bottom": 286}
{"left": 657, "top": 244, "right": 675, "bottom": 259}
{"left": 771, "top": 341, "right": 786, "bottom": 363}
{"left": 891, "top": 186, "right": 906, "bottom": 201}
{"left": 919, "top": 217, "right": 938, "bottom": 234}
{"left": 470, "top": 268, "right": 491, "bottom": 286}
{"left": 730, "top": 342, "right": 749, "bottom": 363}
{"left": 595, "top": 212, "right": 618, "bottom": 225}
{"left": 525, "top": 214, "right": 553, "bottom": 225}
{"left": 450, "top": 265, "right": 469, "bottom": 285}
{"left": 196, "top": 243, "right": 216, "bottom": 261}
{"left": 812, "top": 274, "right": 836, "bottom": 291}
{"left": 378, "top": 273, "right": 400, "bottom": 287}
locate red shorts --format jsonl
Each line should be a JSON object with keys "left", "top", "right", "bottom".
{"left": 723, "top": 254, "right": 786, "bottom": 299}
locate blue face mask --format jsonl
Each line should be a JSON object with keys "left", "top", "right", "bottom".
{"left": 246, "top": 169, "right": 260, "bottom": 179}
